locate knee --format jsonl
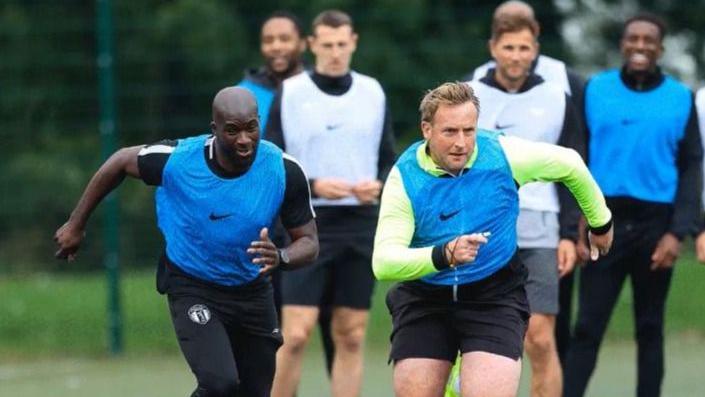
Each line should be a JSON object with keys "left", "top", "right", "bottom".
{"left": 635, "top": 319, "right": 663, "bottom": 342}
{"left": 333, "top": 325, "right": 366, "bottom": 353}
{"left": 283, "top": 325, "right": 313, "bottom": 355}
{"left": 196, "top": 373, "right": 240, "bottom": 397}
{"left": 525, "top": 329, "right": 555, "bottom": 360}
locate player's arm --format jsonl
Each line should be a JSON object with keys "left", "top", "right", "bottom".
{"left": 371, "top": 167, "right": 438, "bottom": 281}
{"left": 250, "top": 154, "right": 319, "bottom": 274}
{"left": 500, "top": 135, "right": 613, "bottom": 259}
{"left": 54, "top": 146, "right": 144, "bottom": 260}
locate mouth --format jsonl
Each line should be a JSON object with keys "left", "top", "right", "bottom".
{"left": 628, "top": 52, "right": 650, "bottom": 69}
{"left": 235, "top": 147, "right": 253, "bottom": 157}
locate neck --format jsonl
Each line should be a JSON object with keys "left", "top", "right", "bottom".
{"left": 315, "top": 66, "right": 349, "bottom": 78}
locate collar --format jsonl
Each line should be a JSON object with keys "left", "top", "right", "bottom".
{"left": 416, "top": 141, "right": 478, "bottom": 177}
{"left": 619, "top": 65, "right": 664, "bottom": 92}
{"left": 204, "top": 136, "right": 250, "bottom": 179}
{"left": 480, "top": 68, "right": 545, "bottom": 93}
{"left": 309, "top": 70, "right": 353, "bottom": 96}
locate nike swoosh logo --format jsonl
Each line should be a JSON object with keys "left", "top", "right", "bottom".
{"left": 209, "top": 212, "right": 232, "bottom": 221}
{"left": 494, "top": 123, "right": 515, "bottom": 130}
{"left": 326, "top": 123, "right": 342, "bottom": 131}
{"left": 439, "top": 210, "right": 461, "bottom": 221}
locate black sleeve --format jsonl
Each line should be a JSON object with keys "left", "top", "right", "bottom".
{"left": 280, "top": 156, "right": 315, "bottom": 229}
{"left": 264, "top": 89, "right": 285, "bottom": 151}
{"left": 670, "top": 94, "right": 704, "bottom": 239}
{"left": 566, "top": 68, "right": 586, "bottom": 120}
{"left": 556, "top": 95, "right": 586, "bottom": 242}
{"left": 137, "top": 139, "right": 178, "bottom": 186}
{"left": 377, "top": 103, "right": 397, "bottom": 182}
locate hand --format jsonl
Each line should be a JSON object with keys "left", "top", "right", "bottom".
{"left": 312, "top": 178, "right": 353, "bottom": 200}
{"left": 696, "top": 232, "right": 705, "bottom": 264}
{"left": 650, "top": 233, "right": 681, "bottom": 271}
{"left": 247, "top": 228, "right": 279, "bottom": 275}
{"left": 352, "top": 180, "right": 382, "bottom": 204}
{"left": 588, "top": 223, "right": 614, "bottom": 261}
{"left": 445, "top": 233, "right": 489, "bottom": 265}
{"left": 557, "top": 239, "right": 577, "bottom": 277}
{"left": 576, "top": 216, "right": 590, "bottom": 264}
{"left": 54, "top": 220, "right": 85, "bottom": 261}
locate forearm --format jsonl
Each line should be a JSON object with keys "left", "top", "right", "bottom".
{"left": 282, "top": 221, "right": 319, "bottom": 270}
{"left": 69, "top": 147, "right": 141, "bottom": 229}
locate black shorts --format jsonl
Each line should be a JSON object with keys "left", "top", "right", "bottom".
{"left": 159, "top": 257, "right": 282, "bottom": 396}
{"left": 386, "top": 254, "right": 530, "bottom": 363}
{"left": 281, "top": 234, "right": 376, "bottom": 309}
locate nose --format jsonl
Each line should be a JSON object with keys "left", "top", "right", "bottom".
{"left": 235, "top": 131, "right": 253, "bottom": 145}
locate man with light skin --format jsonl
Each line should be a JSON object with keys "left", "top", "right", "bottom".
{"left": 267, "top": 9, "right": 396, "bottom": 397}
{"left": 466, "top": 1, "right": 587, "bottom": 368}
{"left": 373, "top": 82, "right": 612, "bottom": 397}
{"left": 238, "top": 11, "right": 306, "bottom": 135}
{"left": 450, "top": 12, "right": 584, "bottom": 397}
{"left": 695, "top": 87, "right": 705, "bottom": 264}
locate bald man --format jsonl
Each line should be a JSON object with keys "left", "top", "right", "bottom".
{"left": 54, "top": 87, "right": 319, "bottom": 397}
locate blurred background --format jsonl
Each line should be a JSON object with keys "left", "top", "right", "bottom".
{"left": 2, "top": 0, "right": 705, "bottom": 396}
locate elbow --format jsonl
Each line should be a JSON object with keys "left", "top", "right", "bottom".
{"left": 372, "top": 250, "right": 393, "bottom": 281}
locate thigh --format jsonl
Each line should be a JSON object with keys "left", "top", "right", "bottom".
{"left": 394, "top": 358, "right": 451, "bottom": 397}
{"left": 386, "top": 284, "right": 457, "bottom": 363}
{"left": 519, "top": 248, "right": 559, "bottom": 315}
{"left": 333, "top": 235, "right": 376, "bottom": 309}
{"left": 168, "top": 294, "right": 239, "bottom": 386}
{"left": 461, "top": 351, "right": 522, "bottom": 397}
{"left": 455, "top": 284, "right": 530, "bottom": 361}
{"left": 229, "top": 328, "right": 282, "bottom": 397}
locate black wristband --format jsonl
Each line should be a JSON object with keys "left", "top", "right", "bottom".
{"left": 589, "top": 218, "right": 613, "bottom": 236}
{"left": 432, "top": 243, "right": 451, "bottom": 271}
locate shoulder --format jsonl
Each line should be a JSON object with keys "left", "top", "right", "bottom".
{"left": 663, "top": 75, "right": 693, "bottom": 96}
{"left": 352, "top": 71, "right": 385, "bottom": 96}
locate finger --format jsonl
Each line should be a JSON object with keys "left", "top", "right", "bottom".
{"left": 590, "top": 244, "right": 599, "bottom": 261}
{"left": 260, "top": 227, "right": 269, "bottom": 241}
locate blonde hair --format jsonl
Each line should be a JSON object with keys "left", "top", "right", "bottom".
{"left": 419, "top": 82, "right": 480, "bottom": 123}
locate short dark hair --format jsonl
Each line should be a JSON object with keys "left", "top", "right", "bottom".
{"left": 491, "top": 13, "right": 540, "bottom": 41}
{"left": 312, "top": 9, "right": 353, "bottom": 32}
{"left": 623, "top": 12, "right": 667, "bottom": 41}
{"left": 263, "top": 10, "right": 304, "bottom": 37}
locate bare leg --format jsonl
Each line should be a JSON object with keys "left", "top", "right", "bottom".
{"left": 394, "top": 358, "right": 452, "bottom": 397}
{"left": 524, "top": 314, "right": 562, "bottom": 397}
{"left": 460, "top": 351, "right": 522, "bottom": 397}
{"left": 330, "top": 307, "right": 369, "bottom": 397}
{"left": 271, "top": 305, "right": 319, "bottom": 397}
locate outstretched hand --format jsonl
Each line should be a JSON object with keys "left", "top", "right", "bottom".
{"left": 445, "top": 233, "right": 489, "bottom": 266}
{"left": 54, "top": 221, "right": 85, "bottom": 262}
{"left": 247, "top": 227, "right": 280, "bottom": 275}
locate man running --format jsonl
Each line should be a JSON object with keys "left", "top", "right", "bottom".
{"left": 54, "top": 87, "right": 319, "bottom": 397}
{"left": 374, "top": 81, "right": 612, "bottom": 397}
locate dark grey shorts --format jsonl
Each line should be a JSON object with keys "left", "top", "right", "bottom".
{"left": 518, "top": 248, "right": 559, "bottom": 315}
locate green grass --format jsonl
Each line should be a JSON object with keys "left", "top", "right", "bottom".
{"left": 1, "top": 247, "right": 705, "bottom": 395}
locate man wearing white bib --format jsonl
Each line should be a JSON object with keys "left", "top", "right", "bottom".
{"left": 267, "top": 9, "right": 396, "bottom": 397}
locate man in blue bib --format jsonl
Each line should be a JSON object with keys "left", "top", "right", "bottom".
{"left": 54, "top": 87, "right": 319, "bottom": 397}
{"left": 373, "top": 82, "right": 613, "bottom": 397}
{"left": 564, "top": 14, "right": 703, "bottom": 397}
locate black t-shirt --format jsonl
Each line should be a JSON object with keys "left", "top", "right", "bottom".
{"left": 137, "top": 137, "right": 314, "bottom": 229}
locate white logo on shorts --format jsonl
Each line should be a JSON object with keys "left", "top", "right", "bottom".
{"left": 187, "top": 304, "right": 211, "bottom": 325}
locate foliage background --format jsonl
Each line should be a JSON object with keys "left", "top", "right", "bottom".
{"left": 1, "top": 1, "right": 704, "bottom": 274}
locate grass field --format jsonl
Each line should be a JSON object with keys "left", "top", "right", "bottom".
{"left": 1, "top": 247, "right": 705, "bottom": 395}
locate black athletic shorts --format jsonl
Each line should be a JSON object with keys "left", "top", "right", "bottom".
{"left": 386, "top": 253, "right": 530, "bottom": 363}
{"left": 281, "top": 234, "right": 376, "bottom": 309}
{"left": 158, "top": 256, "right": 282, "bottom": 396}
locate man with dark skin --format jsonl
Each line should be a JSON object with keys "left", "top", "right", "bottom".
{"left": 55, "top": 87, "right": 319, "bottom": 397}
{"left": 565, "top": 14, "right": 702, "bottom": 397}
{"left": 238, "top": 11, "right": 306, "bottom": 135}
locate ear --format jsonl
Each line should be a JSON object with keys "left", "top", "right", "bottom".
{"left": 210, "top": 121, "right": 216, "bottom": 135}
{"left": 350, "top": 32, "right": 359, "bottom": 52}
{"left": 299, "top": 38, "right": 307, "bottom": 54}
{"left": 488, "top": 39, "right": 496, "bottom": 59}
{"left": 307, "top": 35, "right": 316, "bottom": 52}
{"left": 421, "top": 121, "right": 432, "bottom": 140}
